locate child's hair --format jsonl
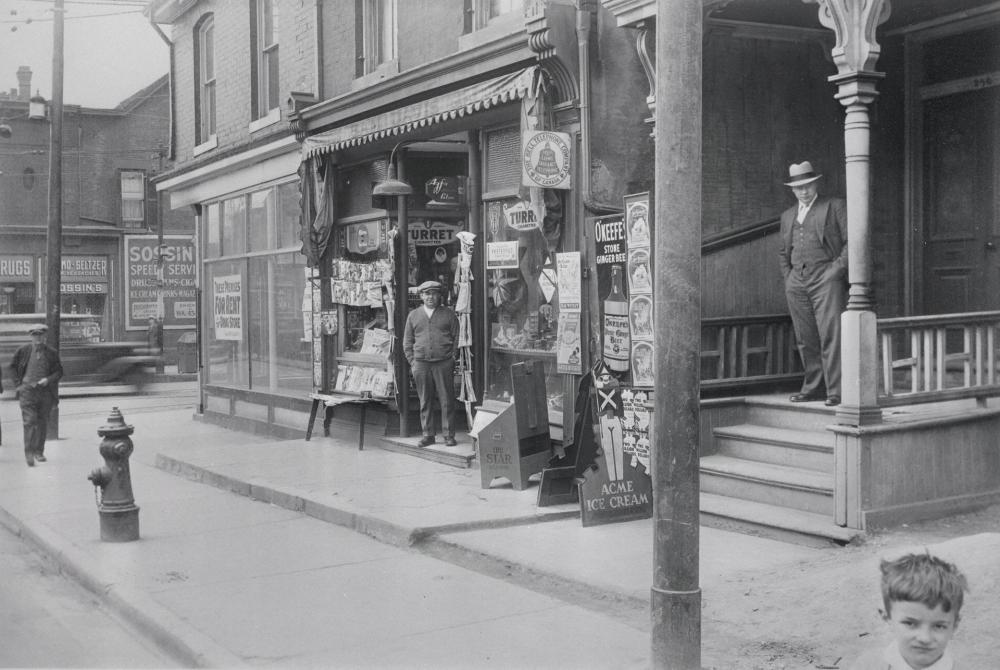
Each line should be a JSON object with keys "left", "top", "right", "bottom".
{"left": 880, "top": 552, "right": 969, "bottom": 616}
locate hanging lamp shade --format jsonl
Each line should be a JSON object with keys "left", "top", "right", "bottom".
{"left": 372, "top": 163, "right": 413, "bottom": 197}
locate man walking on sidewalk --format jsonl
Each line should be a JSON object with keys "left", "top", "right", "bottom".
{"left": 11, "top": 324, "right": 63, "bottom": 467}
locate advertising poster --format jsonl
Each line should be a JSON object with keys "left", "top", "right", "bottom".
{"left": 556, "top": 312, "right": 582, "bottom": 374}
{"left": 124, "top": 235, "right": 197, "bottom": 330}
{"left": 212, "top": 274, "right": 243, "bottom": 341}
{"left": 555, "top": 252, "right": 581, "bottom": 311}
{"left": 624, "top": 193, "right": 653, "bottom": 388}
{"left": 621, "top": 388, "right": 652, "bottom": 474}
{"left": 593, "top": 213, "right": 630, "bottom": 379}
{"left": 578, "top": 370, "right": 653, "bottom": 527}
{"left": 486, "top": 241, "right": 519, "bottom": 270}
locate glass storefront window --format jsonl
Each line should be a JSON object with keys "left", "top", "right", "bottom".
{"left": 205, "top": 203, "right": 221, "bottom": 258}
{"left": 205, "top": 259, "right": 250, "bottom": 387}
{"left": 483, "top": 194, "right": 565, "bottom": 419}
{"left": 277, "top": 182, "right": 301, "bottom": 249}
{"left": 203, "top": 180, "right": 310, "bottom": 393}
{"left": 222, "top": 196, "right": 246, "bottom": 256}
{"left": 248, "top": 189, "right": 275, "bottom": 252}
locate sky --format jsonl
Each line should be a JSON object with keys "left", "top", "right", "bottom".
{"left": 0, "top": 0, "right": 168, "bottom": 109}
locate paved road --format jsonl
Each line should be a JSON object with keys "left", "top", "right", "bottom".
{"left": 0, "top": 522, "right": 180, "bottom": 668}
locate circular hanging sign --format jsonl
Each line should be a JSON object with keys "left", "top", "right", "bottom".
{"left": 521, "top": 130, "right": 572, "bottom": 190}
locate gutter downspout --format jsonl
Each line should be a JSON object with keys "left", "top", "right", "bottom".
{"left": 578, "top": 1, "right": 621, "bottom": 215}
{"left": 148, "top": 20, "right": 175, "bottom": 161}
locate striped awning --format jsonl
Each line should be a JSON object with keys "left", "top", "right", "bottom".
{"left": 302, "top": 67, "right": 535, "bottom": 159}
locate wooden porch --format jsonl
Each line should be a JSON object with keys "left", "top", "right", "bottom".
{"left": 698, "top": 311, "right": 1000, "bottom": 543}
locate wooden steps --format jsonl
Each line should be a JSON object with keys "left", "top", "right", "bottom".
{"left": 700, "top": 397, "right": 860, "bottom": 546}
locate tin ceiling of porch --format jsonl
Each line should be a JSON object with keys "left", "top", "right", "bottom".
{"left": 708, "top": 0, "right": 990, "bottom": 31}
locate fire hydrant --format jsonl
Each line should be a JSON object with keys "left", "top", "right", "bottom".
{"left": 88, "top": 407, "right": 140, "bottom": 542}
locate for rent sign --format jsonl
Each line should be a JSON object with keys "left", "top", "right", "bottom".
{"left": 124, "top": 235, "right": 197, "bottom": 330}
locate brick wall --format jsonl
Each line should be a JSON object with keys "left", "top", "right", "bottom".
{"left": 169, "top": 0, "right": 316, "bottom": 164}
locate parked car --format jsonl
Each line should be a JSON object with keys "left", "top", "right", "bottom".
{"left": 0, "top": 314, "right": 161, "bottom": 395}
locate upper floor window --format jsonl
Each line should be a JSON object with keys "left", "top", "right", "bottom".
{"left": 357, "top": 0, "right": 397, "bottom": 77}
{"left": 120, "top": 170, "right": 146, "bottom": 228}
{"left": 195, "top": 14, "right": 216, "bottom": 145}
{"left": 252, "top": 0, "right": 280, "bottom": 119}
{"left": 489, "top": 0, "right": 518, "bottom": 18}
{"left": 464, "top": 0, "right": 519, "bottom": 33}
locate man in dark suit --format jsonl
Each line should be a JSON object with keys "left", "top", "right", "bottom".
{"left": 778, "top": 161, "right": 848, "bottom": 407}
{"left": 11, "top": 323, "right": 63, "bottom": 466}
{"left": 403, "top": 281, "right": 459, "bottom": 447}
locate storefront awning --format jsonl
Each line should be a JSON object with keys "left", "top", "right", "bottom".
{"left": 301, "top": 67, "right": 536, "bottom": 160}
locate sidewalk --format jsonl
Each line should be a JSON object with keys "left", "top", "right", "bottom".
{"left": 0, "top": 397, "right": 998, "bottom": 669}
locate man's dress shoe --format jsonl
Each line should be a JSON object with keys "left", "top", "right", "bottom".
{"left": 789, "top": 393, "right": 823, "bottom": 403}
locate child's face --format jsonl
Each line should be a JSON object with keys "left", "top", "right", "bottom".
{"left": 885, "top": 600, "right": 958, "bottom": 669}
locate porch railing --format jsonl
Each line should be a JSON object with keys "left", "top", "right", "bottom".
{"left": 700, "top": 314, "right": 801, "bottom": 392}
{"left": 698, "top": 311, "right": 1000, "bottom": 407}
{"left": 877, "top": 311, "right": 1000, "bottom": 407}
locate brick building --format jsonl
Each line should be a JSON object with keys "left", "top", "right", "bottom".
{"left": 147, "top": 0, "right": 1000, "bottom": 537}
{"left": 0, "top": 66, "right": 193, "bottom": 353}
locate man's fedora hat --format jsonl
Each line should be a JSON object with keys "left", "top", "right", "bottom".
{"left": 28, "top": 323, "right": 48, "bottom": 334}
{"left": 417, "top": 280, "right": 443, "bottom": 294}
{"left": 784, "top": 161, "right": 823, "bottom": 187}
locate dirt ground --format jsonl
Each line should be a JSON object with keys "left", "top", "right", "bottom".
{"left": 699, "top": 504, "right": 1000, "bottom": 669}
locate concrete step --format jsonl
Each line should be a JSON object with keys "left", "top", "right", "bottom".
{"left": 700, "top": 492, "right": 860, "bottom": 547}
{"left": 375, "top": 434, "right": 477, "bottom": 468}
{"left": 713, "top": 423, "right": 834, "bottom": 472}
{"left": 700, "top": 454, "right": 833, "bottom": 515}
{"left": 742, "top": 396, "right": 839, "bottom": 431}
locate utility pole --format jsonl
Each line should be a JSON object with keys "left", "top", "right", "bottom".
{"left": 650, "top": 1, "right": 702, "bottom": 668}
{"left": 45, "top": 0, "right": 65, "bottom": 437}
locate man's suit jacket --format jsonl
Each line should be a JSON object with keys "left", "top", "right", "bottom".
{"left": 11, "top": 343, "right": 63, "bottom": 401}
{"left": 778, "top": 196, "right": 849, "bottom": 281}
{"left": 403, "top": 307, "right": 459, "bottom": 365}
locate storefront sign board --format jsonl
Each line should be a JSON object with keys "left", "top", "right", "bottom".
{"left": 212, "top": 274, "right": 243, "bottom": 341}
{"left": 124, "top": 235, "right": 197, "bottom": 330}
{"left": 61, "top": 255, "right": 109, "bottom": 295}
{"left": 408, "top": 220, "right": 460, "bottom": 246}
{"left": 0, "top": 255, "right": 34, "bottom": 281}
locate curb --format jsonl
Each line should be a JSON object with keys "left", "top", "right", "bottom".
{"left": 0, "top": 504, "right": 246, "bottom": 668}
{"left": 154, "top": 453, "right": 582, "bottom": 545}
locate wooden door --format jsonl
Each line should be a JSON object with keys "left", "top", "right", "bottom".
{"left": 916, "top": 16, "right": 1000, "bottom": 315}
{"left": 922, "top": 85, "right": 1000, "bottom": 314}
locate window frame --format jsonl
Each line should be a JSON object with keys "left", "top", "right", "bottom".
{"left": 356, "top": 0, "right": 398, "bottom": 78}
{"left": 120, "top": 169, "right": 146, "bottom": 228}
{"left": 251, "top": 0, "right": 280, "bottom": 120}
{"left": 195, "top": 14, "right": 217, "bottom": 147}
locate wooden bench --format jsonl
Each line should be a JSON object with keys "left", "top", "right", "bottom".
{"left": 306, "top": 392, "right": 390, "bottom": 450}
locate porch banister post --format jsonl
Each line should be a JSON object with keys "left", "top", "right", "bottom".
{"left": 810, "top": 0, "right": 890, "bottom": 426}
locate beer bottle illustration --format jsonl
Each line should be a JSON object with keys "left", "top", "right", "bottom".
{"left": 603, "top": 266, "right": 630, "bottom": 373}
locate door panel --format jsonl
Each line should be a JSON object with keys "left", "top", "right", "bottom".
{"left": 922, "top": 86, "right": 999, "bottom": 313}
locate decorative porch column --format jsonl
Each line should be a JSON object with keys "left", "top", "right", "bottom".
{"left": 811, "top": 0, "right": 890, "bottom": 426}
